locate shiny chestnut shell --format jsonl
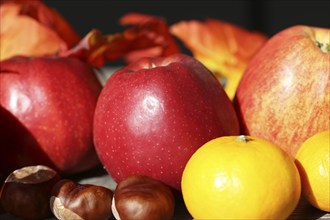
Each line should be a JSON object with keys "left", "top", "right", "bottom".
{"left": 0, "top": 165, "right": 61, "bottom": 220}
{"left": 50, "top": 179, "right": 114, "bottom": 220}
{"left": 112, "top": 175, "right": 175, "bottom": 220}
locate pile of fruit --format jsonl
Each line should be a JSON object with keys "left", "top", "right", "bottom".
{"left": 0, "top": 0, "right": 329, "bottom": 219}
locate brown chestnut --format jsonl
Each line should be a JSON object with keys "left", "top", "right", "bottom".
{"left": 112, "top": 174, "right": 175, "bottom": 220}
{"left": 0, "top": 165, "right": 61, "bottom": 219}
{"left": 50, "top": 179, "right": 114, "bottom": 220}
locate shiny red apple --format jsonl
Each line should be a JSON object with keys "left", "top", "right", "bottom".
{"left": 93, "top": 54, "right": 240, "bottom": 191}
{"left": 0, "top": 56, "right": 102, "bottom": 179}
{"left": 234, "top": 25, "right": 330, "bottom": 158}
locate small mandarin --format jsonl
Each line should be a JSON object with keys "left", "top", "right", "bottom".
{"left": 295, "top": 130, "right": 330, "bottom": 212}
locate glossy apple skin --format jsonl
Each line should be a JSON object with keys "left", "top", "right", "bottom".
{"left": 234, "top": 25, "right": 330, "bottom": 158}
{"left": 0, "top": 56, "right": 102, "bottom": 179}
{"left": 94, "top": 54, "right": 240, "bottom": 191}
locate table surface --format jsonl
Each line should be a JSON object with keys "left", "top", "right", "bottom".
{"left": 71, "top": 168, "right": 330, "bottom": 220}
{"left": 1, "top": 166, "right": 329, "bottom": 220}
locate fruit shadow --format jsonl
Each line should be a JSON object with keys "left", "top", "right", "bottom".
{"left": 0, "top": 106, "right": 56, "bottom": 182}
{"left": 288, "top": 196, "right": 328, "bottom": 220}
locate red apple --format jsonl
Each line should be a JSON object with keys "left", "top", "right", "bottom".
{"left": 234, "top": 25, "right": 329, "bottom": 158}
{"left": 93, "top": 54, "right": 240, "bottom": 191}
{"left": 0, "top": 56, "right": 102, "bottom": 179}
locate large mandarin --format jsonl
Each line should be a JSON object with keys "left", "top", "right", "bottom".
{"left": 182, "top": 135, "right": 301, "bottom": 219}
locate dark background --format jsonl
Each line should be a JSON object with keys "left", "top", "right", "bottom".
{"left": 44, "top": 0, "right": 329, "bottom": 37}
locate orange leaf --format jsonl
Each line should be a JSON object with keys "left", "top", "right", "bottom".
{"left": 170, "top": 19, "right": 268, "bottom": 99}
{"left": 0, "top": 0, "right": 80, "bottom": 61}
{"left": 62, "top": 13, "right": 181, "bottom": 67}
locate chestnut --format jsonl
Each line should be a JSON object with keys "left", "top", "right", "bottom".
{"left": 112, "top": 175, "right": 175, "bottom": 220}
{"left": 50, "top": 179, "right": 114, "bottom": 220}
{"left": 0, "top": 165, "right": 61, "bottom": 219}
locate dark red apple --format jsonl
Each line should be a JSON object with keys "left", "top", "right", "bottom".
{"left": 234, "top": 25, "right": 329, "bottom": 158}
{"left": 0, "top": 56, "right": 102, "bottom": 179}
{"left": 93, "top": 54, "right": 240, "bottom": 191}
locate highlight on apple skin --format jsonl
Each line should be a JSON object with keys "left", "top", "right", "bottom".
{"left": 0, "top": 56, "right": 103, "bottom": 179}
{"left": 234, "top": 25, "right": 330, "bottom": 157}
{"left": 93, "top": 53, "right": 240, "bottom": 191}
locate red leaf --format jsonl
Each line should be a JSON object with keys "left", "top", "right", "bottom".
{"left": 62, "top": 13, "right": 181, "bottom": 67}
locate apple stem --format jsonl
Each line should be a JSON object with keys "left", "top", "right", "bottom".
{"left": 236, "top": 135, "right": 252, "bottom": 142}
{"left": 315, "top": 41, "right": 330, "bottom": 53}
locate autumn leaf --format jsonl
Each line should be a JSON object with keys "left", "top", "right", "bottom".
{"left": 62, "top": 13, "right": 181, "bottom": 67}
{"left": 0, "top": 0, "right": 80, "bottom": 61}
{"left": 170, "top": 19, "right": 268, "bottom": 99}
{"left": 118, "top": 13, "right": 181, "bottom": 63}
